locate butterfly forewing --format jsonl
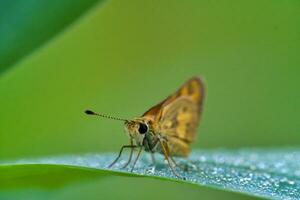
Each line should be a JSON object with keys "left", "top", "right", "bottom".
{"left": 143, "top": 77, "right": 204, "bottom": 156}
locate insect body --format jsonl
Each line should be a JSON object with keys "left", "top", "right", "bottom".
{"left": 85, "top": 77, "right": 205, "bottom": 178}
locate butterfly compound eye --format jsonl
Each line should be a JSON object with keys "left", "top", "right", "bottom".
{"left": 138, "top": 123, "right": 148, "bottom": 134}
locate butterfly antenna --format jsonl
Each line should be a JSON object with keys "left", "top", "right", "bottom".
{"left": 84, "top": 109, "right": 128, "bottom": 122}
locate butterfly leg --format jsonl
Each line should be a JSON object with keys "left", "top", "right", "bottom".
{"left": 169, "top": 155, "right": 189, "bottom": 171}
{"left": 162, "top": 143, "right": 187, "bottom": 171}
{"left": 158, "top": 139, "right": 182, "bottom": 179}
{"left": 150, "top": 152, "right": 156, "bottom": 165}
{"left": 163, "top": 137, "right": 191, "bottom": 171}
{"left": 108, "top": 143, "right": 137, "bottom": 168}
{"left": 121, "top": 140, "right": 134, "bottom": 168}
{"left": 130, "top": 146, "right": 143, "bottom": 172}
{"left": 144, "top": 138, "right": 157, "bottom": 165}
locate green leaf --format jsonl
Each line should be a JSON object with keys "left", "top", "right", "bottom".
{"left": 1, "top": 148, "right": 299, "bottom": 199}
{"left": 0, "top": 0, "right": 103, "bottom": 74}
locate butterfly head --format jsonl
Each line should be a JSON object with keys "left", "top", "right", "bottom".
{"left": 124, "top": 118, "right": 150, "bottom": 146}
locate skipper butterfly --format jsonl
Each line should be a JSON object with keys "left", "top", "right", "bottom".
{"left": 85, "top": 77, "right": 205, "bottom": 178}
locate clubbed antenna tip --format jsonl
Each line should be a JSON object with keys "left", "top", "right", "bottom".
{"left": 85, "top": 110, "right": 95, "bottom": 115}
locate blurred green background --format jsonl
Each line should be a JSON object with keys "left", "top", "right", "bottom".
{"left": 0, "top": 0, "right": 299, "bottom": 199}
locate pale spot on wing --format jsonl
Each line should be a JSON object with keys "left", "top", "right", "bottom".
{"left": 162, "top": 120, "right": 173, "bottom": 129}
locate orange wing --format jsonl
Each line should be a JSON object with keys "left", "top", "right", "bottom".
{"left": 143, "top": 77, "right": 205, "bottom": 145}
